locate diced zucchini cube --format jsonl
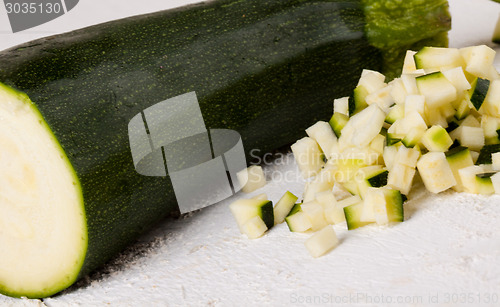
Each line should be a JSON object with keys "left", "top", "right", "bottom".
{"left": 350, "top": 86, "right": 369, "bottom": 115}
{"left": 492, "top": 152, "right": 500, "bottom": 171}
{"left": 285, "top": 211, "right": 312, "bottom": 233}
{"left": 358, "top": 69, "right": 386, "bottom": 93}
{"left": 469, "top": 77, "right": 490, "bottom": 111}
{"left": 387, "top": 163, "right": 416, "bottom": 195}
{"left": 288, "top": 203, "right": 302, "bottom": 216}
{"left": 364, "top": 167, "right": 388, "bottom": 187}
{"left": 425, "top": 106, "right": 448, "bottom": 127}
{"left": 343, "top": 202, "right": 373, "bottom": 230}
{"left": 397, "top": 111, "right": 428, "bottom": 135}
{"left": 305, "top": 226, "right": 339, "bottom": 258}
{"left": 230, "top": 198, "right": 274, "bottom": 232}
{"left": 241, "top": 216, "right": 268, "bottom": 239}
{"left": 442, "top": 66, "right": 472, "bottom": 93}
{"left": 315, "top": 190, "right": 337, "bottom": 208}
{"left": 417, "top": 152, "right": 457, "bottom": 193}
{"left": 333, "top": 96, "right": 349, "bottom": 116}
{"left": 476, "top": 144, "right": 500, "bottom": 164}
{"left": 383, "top": 145, "right": 399, "bottom": 170}
{"left": 401, "top": 74, "right": 419, "bottom": 95}
{"left": 461, "top": 113, "right": 482, "bottom": 127}
{"left": 366, "top": 85, "right": 394, "bottom": 113}
{"left": 291, "top": 137, "right": 325, "bottom": 178}
{"left": 329, "top": 113, "right": 349, "bottom": 139}
{"left": 483, "top": 80, "right": 500, "bottom": 117}
{"left": 302, "top": 174, "right": 334, "bottom": 203}
{"left": 394, "top": 145, "right": 420, "bottom": 168}
{"left": 301, "top": 201, "right": 329, "bottom": 231}
{"left": 389, "top": 78, "right": 407, "bottom": 104}
{"left": 316, "top": 191, "right": 343, "bottom": 224}
{"left": 360, "top": 187, "right": 384, "bottom": 223}
{"left": 462, "top": 45, "right": 496, "bottom": 79}
{"left": 385, "top": 104, "right": 404, "bottom": 124}
{"left": 481, "top": 115, "right": 500, "bottom": 143}
{"left": 386, "top": 132, "right": 402, "bottom": 146}
{"left": 404, "top": 95, "right": 425, "bottom": 117}
{"left": 402, "top": 128, "right": 425, "bottom": 148}
{"left": 332, "top": 157, "right": 367, "bottom": 183}
{"left": 416, "top": 72, "right": 457, "bottom": 108}
{"left": 459, "top": 126, "right": 485, "bottom": 151}
{"left": 459, "top": 165, "right": 486, "bottom": 194}
{"left": 372, "top": 188, "right": 404, "bottom": 225}
{"left": 342, "top": 179, "right": 359, "bottom": 196}
{"left": 475, "top": 173, "right": 495, "bottom": 195}
{"left": 273, "top": 191, "right": 299, "bottom": 225}
{"left": 322, "top": 199, "right": 346, "bottom": 225}
{"left": 237, "top": 165, "right": 266, "bottom": 193}
{"left": 306, "top": 121, "right": 338, "bottom": 159}
{"left": 471, "top": 150, "right": 480, "bottom": 164}
{"left": 369, "top": 134, "right": 386, "bottom": 154}
{"left": 454, "top": 97, "right": 471, "bottom": 120}
{"left": 340, "top": 104, "right": 386, "bottom": 148}
{"left": 337, "top": 195, "right": 362, "bottom": 208}
{"left": 440, "top": 103, "right": 456, "bottom": 120}
{"left": 421, "top": 125, "right": 453, "bottom": 152}
{"left": 490, "top": 172, "right": 500, "bottom": 194}
{"left": 414, "top": 47, "right": 464, "bottom": 71}
{"left": 362, "top": 187, "right": 404, "bottom": 225}
{"left": 445, "top": 146, "right": 474, "bottom": 192}
{"left": 402, "top": 50, "right": 417, "bottom": 74}
{"left": 336, "top": 195, "right": 363, "bottom": 225}
{"left": 355, "top": 166, "right": 387, "bottom": 198}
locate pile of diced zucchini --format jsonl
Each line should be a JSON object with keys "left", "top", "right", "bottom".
{"left": 230, "top": 45, "right": 500, "bottom": 258}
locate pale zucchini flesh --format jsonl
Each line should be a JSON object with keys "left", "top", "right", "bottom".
{"left": 0, "top": 84, "right": 87, "bottom": 298}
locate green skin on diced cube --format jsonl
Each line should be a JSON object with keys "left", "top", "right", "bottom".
{"left": 385, "top": 104, "right": 402, "bottom": 124}
{"left": 475, "top": 173, "right": 495, "bottom": 195}
{"left": 449, "top": 139, "right": 461, "bottom": 150}
{"left": 383, "top": 189, "right": 404, "bottom": 223}
{"left": 367, "top": 170, "right": 388, "bottom": 187}
{"left": 413, "top": 47, "right": 436, "bottom": 69}
{"left": 344, "top": 203, "right": 372, "bottom": 230}
{"left": 329, "top": 113, "right": 349, "bottom": 137}
{"left": 446, "top": 121, "right": 459, "bottom": 133}
{"left": 416, "top": 71, "right": 442, "bottom": 81}
{"left": 287, "top": 203, "right": 302, "bottom": 217}
{"left": 425, "top": 126, "right": 452, "bottom": 151}
{"left": 259, "top": 201, "right": 275, "bottom": 229}
{"left": 350, "top": 85, "right": 369, "bottom": 115}
{"left": 455, "top": 99, "right": 470, "bottom": 120}
{"left": 445, "top": 145, "right": 469, "bottom": 160}
{"left": 469, "top": 78, "right": 490, "bottom": 111}
{"left": 387, "top": 133, "right": 402, "bottom": 146}
{"left": 494, "top": 128, "right": 500, "bottom": 144}
{"left": 402, "top": 130, "right": 422, "bottom": 148}
{"left": 476, "top": 144, "right": 500, "bottom": 165}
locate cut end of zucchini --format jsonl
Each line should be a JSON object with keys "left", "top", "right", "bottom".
{"left": 0, "top": 83, "right": 87, "bottom": 298}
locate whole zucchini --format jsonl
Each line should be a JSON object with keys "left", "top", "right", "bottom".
{"left": 0, "top": 0, "right": 450, "bottom": 298}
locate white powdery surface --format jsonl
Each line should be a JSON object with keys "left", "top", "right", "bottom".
{"left": 40, "top": 153, "right": 500, "bottom": 307}
{"left": 2, "top": 0, "right": 500, "bottom": 306}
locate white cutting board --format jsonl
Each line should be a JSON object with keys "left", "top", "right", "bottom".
{"left": 1, "top": 0, "right": 500, "bottom": 306}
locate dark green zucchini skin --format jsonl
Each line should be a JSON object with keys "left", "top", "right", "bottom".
{"left": 0, "top": 0, "right": 381, "bottom": 286}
